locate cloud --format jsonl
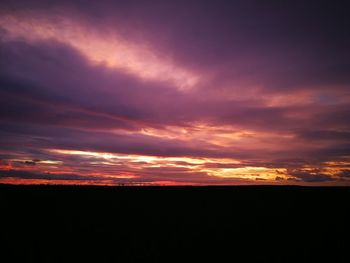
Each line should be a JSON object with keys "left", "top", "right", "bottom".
{"left": 0, "top": 1, "right": 349, "bottom": 185}
{"left": 0, "top": 169, "right": 100, "bottom": 181}
{"left": 296, "top": 130, "right": 350, "bottom": 142}
{"left": 338, "top": 170, "right": 350, "bottom": 178}
{"left": 287, "top": 169, "right": 334, "bottom": 182}
{"left": 275, "top": 176, "right": 284, "bottom": 181}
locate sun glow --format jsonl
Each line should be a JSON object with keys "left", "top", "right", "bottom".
{"left": 203, "top": 167, "right": 286, "bottom": 180}
{"left": 48, "top": 149, "right": 241, "bottom": 166}
{"left": 46, "top": 149, "right": 288, "bottom": 181}
{"left": 1, "top": 149, "right": 349, "bottom": 185}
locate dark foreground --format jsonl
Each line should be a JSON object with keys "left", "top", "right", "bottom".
{"left": 0, "top": 185, "right": 349, "bottom": 262}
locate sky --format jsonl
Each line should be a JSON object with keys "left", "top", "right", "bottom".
{"left": 0, "top": 0, "right": 349, "bottom": 186}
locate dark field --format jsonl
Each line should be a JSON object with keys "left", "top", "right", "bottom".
{"left": 1, "top": 185, "right": 349, "bottom": 262}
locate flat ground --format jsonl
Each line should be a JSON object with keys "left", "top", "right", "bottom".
{"left": 0, "top": 185, "right": 349, "bottom": 262}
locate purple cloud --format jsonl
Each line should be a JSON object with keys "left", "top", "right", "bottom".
{"left": 0, "top": 0, "right": 349, "bottom": 185}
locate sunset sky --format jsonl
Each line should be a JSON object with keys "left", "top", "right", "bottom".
{"left": 0, "top": 0, "right": 349, "bottom": 185}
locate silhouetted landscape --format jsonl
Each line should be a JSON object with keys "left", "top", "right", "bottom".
{"left": 1, "top": 1, "right": 350, "bottom": 261}
{"left": 1, "top": 184, "right": 349, "bottom": 262}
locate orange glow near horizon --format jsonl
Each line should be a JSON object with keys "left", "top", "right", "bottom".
{"left": 1, "top": 148, "right": 349, "bottom": 186}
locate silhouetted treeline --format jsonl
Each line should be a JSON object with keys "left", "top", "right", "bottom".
{"left": 0, "top": 184, "right": 349, "bottom": 262}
